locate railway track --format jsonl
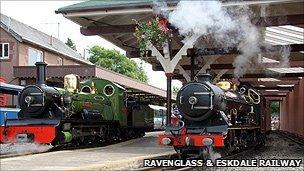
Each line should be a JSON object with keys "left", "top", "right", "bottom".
{"left": 274, "top": 131, "right": 304, "bottom": 146}
{"left": 134, "top": 133, "right": 303, "bottom": 171}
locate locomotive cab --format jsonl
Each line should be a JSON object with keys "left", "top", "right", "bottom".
{"left": 64, "top": 74, "right": 80, "bottom": 93}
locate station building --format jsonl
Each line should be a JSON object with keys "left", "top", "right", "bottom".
{"left": 56, "top": 0, "right": 304, "bottom": 139}
{"left": 0, "top": 13, "right": 169, "bottom": 107}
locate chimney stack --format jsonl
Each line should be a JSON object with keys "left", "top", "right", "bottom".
{"left": 195, "top": 73, "right": 212, "bottom": 83}
{"left": 35, "top": 62, "right": 47, "bottom": 85}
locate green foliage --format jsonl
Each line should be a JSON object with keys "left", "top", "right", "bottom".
{"left": 270, "top": 101, "right": 280, "bottom": 114}
{"left": 65, "top": 38, "right": 77, "bottom": 51}
{"left": 88, "top": 46, "right": 148, "bottom": 83}
{"left": 134, "top": 17, "right": 170, "bottom": 55}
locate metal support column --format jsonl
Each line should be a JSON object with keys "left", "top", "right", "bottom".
{"left": 190, "top": 55, "right": 195, "bottom": 81}
{"left": 165, "top": 73, "right": 173, "bottom": 125}
{"left": 165, "top": 38, "right": 173, "bottom": 126}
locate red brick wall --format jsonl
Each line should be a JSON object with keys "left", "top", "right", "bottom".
{"left": 0, "top": 28, "right": 87, "bottom": 106}
{"left": 298, "top": 79, "right": 304, "bottom": 136}
{"left": 0, "top": 28, "right": 20, "bottom": 106}
{"left": 280, "top": 78, "right": 304, "bottom": 137}
{"left": 19, "top": 42, "right": 82, "bottom": 66}
{"left": 280, "top": 97, "right": 286, "bottom": 130}
{"left": 265, "top": 99, "right": 271, "bottom": 131}
{"left": 0, "top": 28, "right": 19, "bottom": 83}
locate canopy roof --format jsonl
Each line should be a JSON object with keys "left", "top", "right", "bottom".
{"left": 57, "top": 0, "right": 304, "bottom": 99}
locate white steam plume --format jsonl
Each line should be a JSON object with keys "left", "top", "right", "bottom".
{"left": 151, "top": 1, "right": 291, "bottom": 77}
{"left": 167, "top": 1, "right": 264, "bottom": 78}
{"left": 0, "top": 143, "right": 52, "bottom": 156}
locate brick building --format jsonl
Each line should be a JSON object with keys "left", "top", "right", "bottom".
{"left": 0, "top": 13, "right": 92, "bottom": 86}
{"left": 0, "top": 13, "right": 169, "bottom": 106}
{"left": 0, "top": 13, "right": 92, "bottom": 105}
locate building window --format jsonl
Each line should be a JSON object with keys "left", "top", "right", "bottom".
{"left": 28, "top": 48, "right": 43, "bottom": 66}
{"left": 0, "top": 43, "right": 9, "bottom": 59}
{"left": 57, "top": 57, "right": 63, "bottom": 65}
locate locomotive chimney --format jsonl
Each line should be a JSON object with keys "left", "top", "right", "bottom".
{"left": 195, "top": 73, "right": 212, "bottom": 83}
{"left": 35, "top": 62, "right": 47, "bottom": 85}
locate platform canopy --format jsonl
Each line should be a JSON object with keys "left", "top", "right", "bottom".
{"left": 57, "top": 0, "right": 304, "bottom": 100}
{"left": 13, "top": 65, "right": 173, "bottom": 103}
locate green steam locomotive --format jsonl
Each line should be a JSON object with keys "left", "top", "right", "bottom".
{"left": 0, "top": 62, "right": 155, "bottom": 145}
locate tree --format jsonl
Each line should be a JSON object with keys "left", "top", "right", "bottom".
{"left": 88, "top": 46, "right": 148, "bottom": 83}
{"left": 271, "top": 101, "right": 280, "bottom": 114}
{"left": 65, "top": 38, "right": 77, "bottom": 51}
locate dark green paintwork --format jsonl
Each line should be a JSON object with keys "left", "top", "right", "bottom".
{"left": 79, "top": 78, "right": 127, "bottom": 126}
{"left": 57, "top": 77, "right": 155, "bottom": 128}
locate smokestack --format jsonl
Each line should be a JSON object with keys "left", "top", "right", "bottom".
{"left": 35, "top": 62, "right": 47, "bottom": 85}
{"left": 195, "top": 73, "right": 212, "bottom": 83}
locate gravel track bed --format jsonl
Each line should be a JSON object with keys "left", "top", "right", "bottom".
{"left": 205, "top": 133, "right": 304, "bottom": 171}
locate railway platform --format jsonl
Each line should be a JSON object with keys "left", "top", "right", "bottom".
{"left": 0, "top": 131, "right": 175, "bottom": 171}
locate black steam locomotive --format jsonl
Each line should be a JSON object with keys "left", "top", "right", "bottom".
{"left": 159, "top": 73, "right": 266, "bottom": 158}
{"left": 1, "top": 62, "right": 156, "bottom": 145}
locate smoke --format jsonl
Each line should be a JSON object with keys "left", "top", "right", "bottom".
{"left": 153, "top": 0, "right": 169, "bottom": 18}
{"left": 167, "top": 1, "right": 263, "bottom": 78}
{"left": 169, "top": 1, "right": 236, "bottom": 45}
{"left": 0, "top": 143, "right": 52, "bottom": 156}
{"left": 152, "top": 0, "right": 291, "bottom": 78}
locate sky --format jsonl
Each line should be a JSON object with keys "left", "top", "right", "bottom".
{"left": 0, "top": 1, "right": 182, "bottom": 90}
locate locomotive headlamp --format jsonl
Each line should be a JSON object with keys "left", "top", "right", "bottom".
{"left": 162, "top": 138, "right": 171, "bottom": 145}
{"left": 202, "top": 138, "right": 213, "bottom": 146}
{"left": 185, "top": 136, "right": 191, "bottom": 146}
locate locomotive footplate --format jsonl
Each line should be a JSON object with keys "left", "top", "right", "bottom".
{"left": 159, "top": 128, "right": 224, "bottom": 147}
{"left": 229, "top": 125, "right": 261, "bottom": 130}
{"left": 0, "top": 119, "right": 58, "bottom": 144}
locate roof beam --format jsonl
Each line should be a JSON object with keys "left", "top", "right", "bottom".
{"left": 80, "top": 24, "right": 136, "bottom": 35}
{"left": 210, "top": 61, "right": 304, "bottom": 70}
{"left": 79, "top": 14, "right": 304, "bottom": 36}
{"left": 240, "top": 77, "right": 302, "bottom": 82}
{"left": 254, "top": 86, "right": 294, "bottom": 91}
{"left": 173, "top": 72, "right": 304, "bottom": 80}
{"left": 128, "top": 43, "right": 303, "bottom": 59}
{"left": 153, "top": 59, "right": 304, "bottom": 71}
{"left": 263, "top": 95, "right": 286, "bottom": 98}
{"left": 253, "top": 14, "right": 304, "bottom": 27}
{"left": 250, "top": 80, "right": 299, "bottom": 86}
{"left": 221, "top": 72, "right": 304, "bottom": 79}
{"left": 191, "top": 44, "right": 303, "bottom": 57}
{"left": 264, "top": 97, "right": 283, "bottom": 101}
{"left": 213, "top": 69, "right": 229, "bottom": 83}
